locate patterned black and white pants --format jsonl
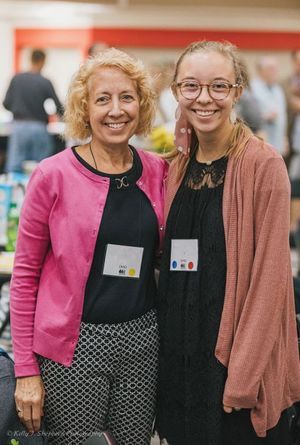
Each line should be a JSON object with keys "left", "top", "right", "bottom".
{"left": 39, "top": 309, "right": 158, "bottom": 445}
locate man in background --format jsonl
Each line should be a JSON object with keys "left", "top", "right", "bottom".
{"left": 283, "top": 50, "right": 300, "bottom": 277}
{"left": 284, "top": 50, "right": 300, "bottom": 179}
{"left": 150, "top": 60, "right": 177, "bottom": 131}
{"left": 235, "top": 59, "right": 264, "bottom": 136}
{"left": 251, "top": 55, "right": 287, "bottom": 156}
{"left": 3, "top": 49, "right": 63, "bottom": 172}
{"left": 87, "top": 42, "right": 108, "bottom": 57}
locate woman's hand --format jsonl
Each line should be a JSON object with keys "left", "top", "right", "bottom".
{"left": 223, "top": 405, "right": 241, "bottom": 413}
{"left": 15, "top": 375, "right": 45, "bottom": 433}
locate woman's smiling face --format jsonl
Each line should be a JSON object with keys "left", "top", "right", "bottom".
{"left": 87, "top": 67, "right": 140, "bottom": 150}
{"left": 174, "top": 51, "right": 242, "bottom": 141}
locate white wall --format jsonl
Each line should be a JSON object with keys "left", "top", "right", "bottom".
{"left": 0, "top": 18, "right": 14, "bottom": 121}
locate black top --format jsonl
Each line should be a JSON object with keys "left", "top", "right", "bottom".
{"left": 72, "top": 146, "right": 158, "bottom": 324}
{"left": 3, "top": 72, "right": 63, "bottom": 123}
{"left": 157, "top": 154, "right": 229, "bottom": 445}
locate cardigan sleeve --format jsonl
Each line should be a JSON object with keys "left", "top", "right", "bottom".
{"left": 10, "top": 167, "right": 55, "bottom": 377}
{"left": 223, "top": 156, "right": 292, "bottom": 408}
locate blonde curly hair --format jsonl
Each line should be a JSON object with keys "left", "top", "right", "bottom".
{"left": 64, "top": 48, "right": 156, "bottom": 141}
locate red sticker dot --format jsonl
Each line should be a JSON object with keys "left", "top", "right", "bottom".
{"left": 188, "top": 262, "right": 194, "bottom": 270}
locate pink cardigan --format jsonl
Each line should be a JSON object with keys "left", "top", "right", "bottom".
{"left": 10, "top": 147, "right": 168, "bottom": 377}
{"left": 165, "top": 136, "right": 300, "bottom": 437}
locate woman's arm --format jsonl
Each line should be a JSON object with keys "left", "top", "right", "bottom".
{"left": 10, "top": 166, "right": 54, "bottom": 377}
{"left": 10, "top": 166, "right": 55, "bottom": 432}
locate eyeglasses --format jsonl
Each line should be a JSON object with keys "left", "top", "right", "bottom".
{"left": 175, "top": 80, "right": 240, "bottom": 101}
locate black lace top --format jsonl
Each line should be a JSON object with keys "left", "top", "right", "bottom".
{"left": 157, "top": 154, "right": 228, "bottom": 445}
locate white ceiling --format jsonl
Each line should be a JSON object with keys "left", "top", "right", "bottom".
{"left": 2, "top": 0, "right": 299, "bottom": 31}
{"left": 10, "top": 0, "right": 300, "bottom": 8}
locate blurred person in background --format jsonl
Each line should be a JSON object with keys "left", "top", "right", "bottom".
{"left": 131, "top": 60, "right": 177, "bottom": 152}
{"left": 235, "top": 59, "right": 264, "bottom": 136}
{"left": 284, "top": 50, "right": 300, "bottom": 176}
{"left": 88, "top": 41, "right": 109, "bottom": 58}
{"left": 10, "top": 48, "right": 167, "bottom": 445}
{"left": 3, "top": 49, "right": 63, "bottom": 173}
{"left": 251, "top": 56, "right": 288, "bottom": 156}
{"left": 156, "top": 40, "right": 300, "bottom": 445}
{"left": 236, "top": 88, "right": 263, "bottom": 135}
{"left": 150, "top": 60, "right": 177, "bottom": 132}
{"left": 283, "top": 50, "right": 300, "bottom": 275}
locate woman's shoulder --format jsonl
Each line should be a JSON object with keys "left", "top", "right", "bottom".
{"left": 36, "top": 147, "right": 73, "bottom": 176}
{"left": 136, "top": 147, "right": 166, "bottom": 165}
{"left": 241, "top": 136, "right": 289, "bottom": 187}
{"left": 243, "top": 136, "right": 284, "bottom": 166}
{"left": 135, "top": 148, "right": 168, "bottom": 177}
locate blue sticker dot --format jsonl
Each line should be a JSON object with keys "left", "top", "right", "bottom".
{"left": 172, "top": 260, "right": 177, "bottom": 269}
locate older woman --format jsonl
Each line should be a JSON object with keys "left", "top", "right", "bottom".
{"left": 10, "top": 48, "right": 167, "bottom": 445}
{"left": 156, "top": 40, "right": 300, "bottom": 445}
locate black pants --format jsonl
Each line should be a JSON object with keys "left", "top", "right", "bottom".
{"left": 39, "top": 310, "right": 158, "bottom": 445}
{"left": 222, "top": 408, "right": 290, "bottom": 445}
{"left": 159, "top": 409, "right": 290, "bottom": 445}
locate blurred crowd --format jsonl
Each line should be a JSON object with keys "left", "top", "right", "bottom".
{"left": 3, "top": 46, "right": 300, "bottom": 162}
{"left": 2, "top": 46, "right": 300, "bottom": 269}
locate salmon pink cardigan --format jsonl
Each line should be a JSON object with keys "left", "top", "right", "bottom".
{"left": 164, "top": 136, "right": 300, "bottom": 437}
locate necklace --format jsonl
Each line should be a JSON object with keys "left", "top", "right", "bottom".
{"left": 89, "top": 142, "right": 98, "bottom": 170}
{"left": 89, "top": 143, "right": 134, "bottom": 189}
{"left": 196, "top": 145, "right": 226, "bottom": 165}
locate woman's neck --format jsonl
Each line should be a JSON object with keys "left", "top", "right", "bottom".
{"left": 195, "top": 124, "right": 234, "bottom": 163}
{"left": 77, "top": 142, "right": 133, "bottom": 174}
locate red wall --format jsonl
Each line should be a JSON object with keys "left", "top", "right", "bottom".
{"left": 15, "top": 27, "right": 300, "bottom": 71}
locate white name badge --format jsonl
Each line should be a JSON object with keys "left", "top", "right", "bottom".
{"left": 170, "top": 239, "right": 198, "bottom": 272}
{"left": 103, "top": 244, "right": 144, "bottom": 279}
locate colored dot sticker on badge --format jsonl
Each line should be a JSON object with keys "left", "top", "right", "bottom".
{"left": 172, "top": 261, "right": 178, "bottom": 269}
{"left": 128, "top": 268, "right": 136, "bottom": 277}
{"left": 188, "top": 262, "right": 194, "bottom": 270}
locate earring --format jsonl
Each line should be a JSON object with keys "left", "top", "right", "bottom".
{"left": 230, "top": 108, "right": 237, "bottom": 124}
{"left": 85, "top": 122, "right": 90, "bottom": 129}
{"left": 174, "top": 116, "right": 192, "bottom": 157}
{"left": 175, "top": 105, "right": 181, "bottom": 122}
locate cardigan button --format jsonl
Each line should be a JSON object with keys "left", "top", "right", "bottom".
{"left": 152, "top": 202, "right": 156, "bottom": 207}
{"left": 159, "top": 225, "right": 164, "bottom": 231}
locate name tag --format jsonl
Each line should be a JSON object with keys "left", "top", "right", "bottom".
{"left": 170, "top": 239, "right": 198, "bottom": 272}
{"left": 103, "top": 244, "right": 144, "bottom": 279}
